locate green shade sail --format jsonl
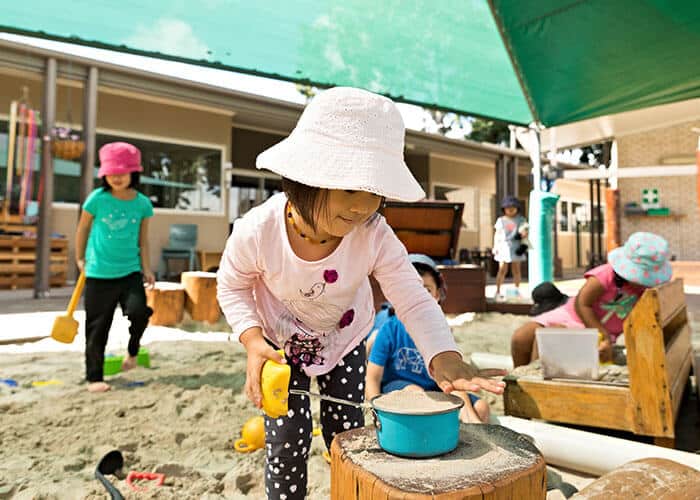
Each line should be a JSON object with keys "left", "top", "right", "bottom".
{"left": 1, "top": 0, "right": 531, "bottom": 124}
{"left": 490, "top": 0, "right": 700, "bottom": 126}
{"left": 2, "top": 1, "right": 699, "bottom": 126}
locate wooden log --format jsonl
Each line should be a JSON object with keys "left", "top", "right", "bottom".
{"left": 197, "top": 250, "right": 222, "bottom": 272}
{"left": 181, "top": 271, "right": 221, "bottom": 323}
{"left": 330, "top": 425, "right": 545, "bottom": 499}
{"left": 574, "top": 458, "right": 700, "bottom": 499}
{"left": 146, "top": 282, "right": 185, "bottom": 326}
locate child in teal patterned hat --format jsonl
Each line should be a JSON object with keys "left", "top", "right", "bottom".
{"left": 511, "top": 232, "right": 672, "bottom": 367}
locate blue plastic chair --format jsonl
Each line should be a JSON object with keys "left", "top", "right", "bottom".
{"left": 159, "top": 224, "right": 199, "bottom": 280}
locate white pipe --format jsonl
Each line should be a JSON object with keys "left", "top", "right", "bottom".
{"left": 470, "top": 352, "right": 513, "bottom": 371}
{"left": 494, "top": 416, "right": 700, "bottom": 476}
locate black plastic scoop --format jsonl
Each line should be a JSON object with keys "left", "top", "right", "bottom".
{"left": 95, "top": 450, "right": 125, "bottom": 500}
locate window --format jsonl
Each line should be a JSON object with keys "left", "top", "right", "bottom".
{"left": 1, "top": 120, "right": 223, "bottom": 211}
{"left": 229, "top": 174, "right": 282, "bottom": 221}
{"left": 96, "top": 133, "right": 222, "bottom": 212}
{"left": 558, "top": 201, "right": 569, "bottom": 232}
{"left": 229, "top": 128, "right": 285, "bottom": 221}
{"left": 0, "top": 120, "right": 41, "bottom": 214}
{"left": 572, "top": 202, "right": 590, "bottom": 232}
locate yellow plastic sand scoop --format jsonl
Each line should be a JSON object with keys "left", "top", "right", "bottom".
{"left": 51, "top": 271, "right": 86, "bottom": 344}
{"left": 261, "top": 351, "right": 291, "bottom": 418}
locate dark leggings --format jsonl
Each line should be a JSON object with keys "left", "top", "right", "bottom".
{"left": 84, "top": 272, "right": 152, "bottom": 382}
{"left": 264, "top": 341, "right": 366, "bottom": 500}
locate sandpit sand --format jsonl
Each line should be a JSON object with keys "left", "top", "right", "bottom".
{"left": 372, "top": 390, "right": 462, "bottom": 413}
{"left": 0, "top": 310, "right": 596, "bottom": 498}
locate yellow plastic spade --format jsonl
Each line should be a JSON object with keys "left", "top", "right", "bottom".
{"left": 51, "top": 271, "right": 86, "bottom": 344}
{"left": 261, "top": 350, "right": 291, "bottom": 418}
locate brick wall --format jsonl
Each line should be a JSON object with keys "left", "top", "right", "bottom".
{"left": 616, "top": 119, "right": 700, "bottom": 260}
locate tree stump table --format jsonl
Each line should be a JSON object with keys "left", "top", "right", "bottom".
{"left": 145, "top": 282, "right": 186, "bottom": 326}
{"left": 181, "top": 271, "right": 221, "bottom": 323}
{"left": 331, "top": 424, "right": 545, "bottom": 499}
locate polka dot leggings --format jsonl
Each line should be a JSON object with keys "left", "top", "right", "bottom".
{"left": 264, "top": 342, "right": 366, "bottom": 499}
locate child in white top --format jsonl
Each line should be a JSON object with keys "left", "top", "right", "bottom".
{"left": 217, "top": 87, "right": 504, "bottom": 500}
{"left": 493, "top": 195, "right": 528, "bottom": 299}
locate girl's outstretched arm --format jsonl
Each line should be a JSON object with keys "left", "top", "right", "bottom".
{"left": 370, "top": 219, "right": 505, "bottom": 395}
{"left": 75, "top": 210, "right": 94, "bottom": 273}
{"left": 574, "top": 277, "right": 607, "bottom": 332}
{"left": 139, "top": 218, "right": 155, "bottom": 287}
{"left": 216, "top": 215, "right": 264, "bottom": 342}
{"left": 574, "top": 277, "right": 611, "bottom": 361}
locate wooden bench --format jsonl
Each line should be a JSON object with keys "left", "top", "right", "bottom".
{"left": 504, "top": 279, "right": 693, "bottom": 447}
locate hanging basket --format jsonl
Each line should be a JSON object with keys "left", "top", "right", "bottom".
{"left": 51, "top": 127, "right": 85, "bottom": 160}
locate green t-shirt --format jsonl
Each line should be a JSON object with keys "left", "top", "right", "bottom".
{"left": 83, "top": 188, "right": 154, "bottom": 279}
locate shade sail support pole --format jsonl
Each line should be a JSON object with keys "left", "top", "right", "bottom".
{"left": 34, "top": 57, "right": 57, "bottom": 298}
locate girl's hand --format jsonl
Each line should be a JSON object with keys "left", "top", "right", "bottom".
{"left": 598, "top": 338, "right": 613, "bottom": 363}
{"left": 430, "top": 351, "right": 506, "bottom": 395}
{"left": 76, "top": 259, "right": 86, "bottom": 273}
{"left": 240, "top": 328, "right": 286, "bottom": 408}
{"left": 143, "top": 271, "right": 156, "bottom": 289}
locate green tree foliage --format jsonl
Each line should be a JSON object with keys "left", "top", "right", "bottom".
{"left": 467, "top": 118, "right": 510, "bottom": 145}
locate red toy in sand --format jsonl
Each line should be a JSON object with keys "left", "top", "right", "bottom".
{"left": 126, "top": 471, "right": 165, "bottom": 491}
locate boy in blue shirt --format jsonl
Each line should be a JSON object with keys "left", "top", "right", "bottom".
{"left": 366, "top": 254, "right": 490, "bottom": 423}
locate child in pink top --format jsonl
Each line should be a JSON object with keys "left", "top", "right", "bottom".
{"left": 511, "top": 232, "right": 672, "bottom": 367}
{"left": 217, "top": 87, "right": 504, "bottom": 499}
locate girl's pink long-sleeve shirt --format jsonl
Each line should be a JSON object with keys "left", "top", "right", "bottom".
{"left": 216, "top": 193, "right": 458, "bottom": 376}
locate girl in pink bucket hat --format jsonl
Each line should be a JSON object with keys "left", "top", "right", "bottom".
{"left": 217, "top": 87, "right": 505, "bottom": 499}
{"left": 511, "top": 232, "right": 672, "bottom": 367}
{"left": 75, "top": 142, "right": 155, "bottom": 393}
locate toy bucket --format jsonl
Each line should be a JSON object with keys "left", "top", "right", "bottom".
{"left": 371, "top": 391, "right": 463, "bottom": 458}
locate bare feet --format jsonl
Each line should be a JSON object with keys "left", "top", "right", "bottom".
{"left": 121, "top": 355, "right": 137, "bottom": 372}
{"left": 87, "top": 381, "right": 111, "bottom": 393}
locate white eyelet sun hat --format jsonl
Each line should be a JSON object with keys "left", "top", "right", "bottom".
{"left": 256, "top": 87, "right": 425, "bottom": 202}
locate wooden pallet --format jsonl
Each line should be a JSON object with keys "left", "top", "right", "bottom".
{"left": 0, "top": 235, "right": 68, "bottom": 289}
{"left": 0, "top": 212, "right": 37, "bottom": 233}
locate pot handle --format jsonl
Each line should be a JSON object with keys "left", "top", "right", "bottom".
{"left": 371, "top": 409, "right": 381, "bottom": 431}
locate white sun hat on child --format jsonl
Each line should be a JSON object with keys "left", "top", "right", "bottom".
{"left": 256, "top": 87, "right": 425, "bottom": 202}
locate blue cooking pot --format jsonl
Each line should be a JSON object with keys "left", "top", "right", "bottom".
{"left": 371, "top": 392, "right": 463, "bottom": 458}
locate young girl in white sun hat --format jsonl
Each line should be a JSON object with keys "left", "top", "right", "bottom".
{"left": 217, "top": 87, "right": 505, "bottom": 499}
